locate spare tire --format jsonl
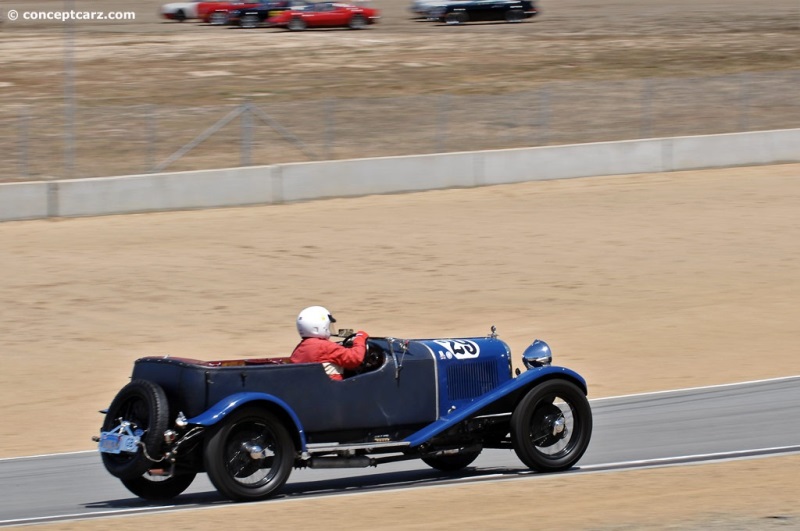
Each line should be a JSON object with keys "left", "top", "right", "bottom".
{"left": 100, "top": 379, "right": 170, "bottom": 480}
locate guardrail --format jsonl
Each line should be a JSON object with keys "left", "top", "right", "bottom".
{"left": 1, "top": 128, "right": 798, "bottom": 222}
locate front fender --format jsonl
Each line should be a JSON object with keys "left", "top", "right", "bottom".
{"left": 404, "top": 365, "right": 587, "bottom": 447}
{"left": 518, "top": 365, "right": 587, "bottom": 394}
{"left": 186, "top": 392, "right": 308, "bottom": 451}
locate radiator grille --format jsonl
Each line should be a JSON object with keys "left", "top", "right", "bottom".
{"left": 446, "top": 361, "right": 500, "bottom": 401}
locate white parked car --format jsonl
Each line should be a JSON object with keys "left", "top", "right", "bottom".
{"left": 161, "top": 1, "right": 202, "bottom": 21}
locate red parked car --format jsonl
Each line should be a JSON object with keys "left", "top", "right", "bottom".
{"left": 268, "top": 1, "right": 380, "bottom": 30}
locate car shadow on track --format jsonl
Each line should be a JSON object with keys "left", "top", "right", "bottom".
{"left": 84, "top": 465, "right": 533, "bottom": 509}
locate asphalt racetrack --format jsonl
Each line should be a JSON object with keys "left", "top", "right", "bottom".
{"left": 2, "top": 377, "right": 799, "bottom": 527}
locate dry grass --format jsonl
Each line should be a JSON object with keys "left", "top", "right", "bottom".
{"left": 1, "top": 0, "right": 799, "bottom": 179}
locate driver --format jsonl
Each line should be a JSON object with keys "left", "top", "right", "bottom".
{"left": 290, "top": 306, "right": 369, "bottom": 380}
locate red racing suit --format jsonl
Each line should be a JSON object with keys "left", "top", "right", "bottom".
{"left": 290, "top": 331, "right": 369, "bottom": 380}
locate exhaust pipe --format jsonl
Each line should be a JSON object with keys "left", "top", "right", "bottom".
{"left": 309, "top": 456, "right": 375, "bottom": 468}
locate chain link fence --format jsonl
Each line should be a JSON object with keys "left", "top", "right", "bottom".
{"left": 2, "top": 70, "right": 799, "bottom": 182}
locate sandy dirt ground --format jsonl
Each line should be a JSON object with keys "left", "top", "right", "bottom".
{"left": 2, "top": 0, "right": 800, "bottom": 527}
{"left": 2, "top": 163, "right": 799, "bottom": 528}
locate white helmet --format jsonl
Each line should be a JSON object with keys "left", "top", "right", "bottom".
{"left": 296, "top": 306, "right": 336, "bottom": 339}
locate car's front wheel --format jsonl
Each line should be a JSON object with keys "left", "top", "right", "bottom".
{"left": 287, "top": 16, "right": 307, "bottom": 31}
{"left": 505, "top": 9, "right": 524, "bottom": 22}
{"left": 510, "top": 379, "right": 592, "bottom": 472}
{"left": 348, "top": 14, "right": 367, "bottom": 29}
{"left": 204, "top": 407, "right": 295, "bottom": 501}
{"left": 121, "top": 471, "right": 197, "bottom": 500}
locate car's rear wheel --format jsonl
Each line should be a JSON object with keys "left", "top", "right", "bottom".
{"left": 348, "top": 14, "right": 367, "bottom": 29}
{"left": 174, "top": 9, "right": 186, "bottom": 22}
{"left": 204, "top": 407, "right": 295, "bottom": 501}
{"left": 444, "top": 11, "right": 467, "bottom": 25}
{"left": 422, "top": 447, "right": 482, "bottom": 471}
{"left": 100, "top": 380, "right": 170, "bottom": 480}
{"left": 210, "top": 11, "right": 229, "bottom": 25}
{"left": 287, "top": 16, "right": 307, "bottom": 31}
{"left": 121, "top": 471, "right": 197, "bottom": 500}
{"left": 240, "top": 13, "right": 259, "bottom": 28}
{"left": 510, "top": 379, "right": 592, "bottom": 472}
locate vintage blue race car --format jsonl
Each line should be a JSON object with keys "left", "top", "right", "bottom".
{"left": 95, "top": 326, "right": 592, "bottom": 502}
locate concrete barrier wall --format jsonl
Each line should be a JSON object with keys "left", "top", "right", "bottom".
{"left": 1, "top": 129, "right": 798, "bottom": 222}
{"left": 669, "top": 129, "right": 800, "bottom": 169}
{"left": 0, "top": 181, "right": 51, "bottom": 221}
{"left": 55, "top": 166, "right": 278, "bottom": 218}
{"left": 276, "top": 151, "right": 483, "bottom": 203}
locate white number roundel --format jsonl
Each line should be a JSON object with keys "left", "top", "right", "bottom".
{"left": 433, "top": 340, "right": 480, "bottom": 360}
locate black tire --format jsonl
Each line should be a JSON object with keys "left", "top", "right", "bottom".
{"left": 348, "top": 14, "right": 367, "bottom": 30}
{"left": 510, "top": 379, "right": 592, "bottom": 472}
{"left": 444, "top": 11, "right": 466, "bottom": 25}
{"left": 210, "top": 11, "right": 229, "bottom": 25}
{"left": 204, "top": 406, "right": 295, "bottom": 502}
{"left": 421, "top": 447, "right": 482, "bottom": 471}
{"left": 505, "top": 9, "right": 524, "bottom": 22}
{"left": 240, "top": 13, "right": 259, "bottom": 29}
{"left": 287, "top": 17, "right": 307, "bottom": 31}
{"left": 100, "top": 380, "right": 170, "bottom": 480}
{"left": 121, "top": 471, "right": 197, "bottom": 500}
{"left": 175, "top": 9, "right": 186, "bottom": 22}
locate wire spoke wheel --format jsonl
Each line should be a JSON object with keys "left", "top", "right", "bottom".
{"left": 204, "top": 407, "right": 295, "bottom": 501}
{"left": 511, "top": 379, "right": 592, "bottom": 472}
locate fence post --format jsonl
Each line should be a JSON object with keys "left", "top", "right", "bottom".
{"left": 537, "top": 86, "right": 550, "bottom": 146}
{"left": 18, "top": 106, "right": 30, "bottom": 180}
{"left": 436, "top": 94, "right": 449, "bottom": 153}
{"left": 146, "top": 104, "right": 158, "bottom": 173}
{"left": 640, "top": 78, "right": 653, "bottom": 139}
{"left": 325, "top": 98, "right": 336, "bottom": 160}
{"left": 241, "top": 102, "right": 252, "bottom": 167}
{"left": 64, "top": 2, "right": 76, "bottom": 180}
{"left": 738, "top": 73, "right": 751, "bottom": 132}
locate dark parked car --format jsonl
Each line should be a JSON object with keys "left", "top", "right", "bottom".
{"left": 227, "top": 0, "right": 305, "bottom": 27}
{"left": 433, "top": 0, "right": 537, "bottom": 24}
{"left": 95, "top": 326, "right": 592, "bottom": 502}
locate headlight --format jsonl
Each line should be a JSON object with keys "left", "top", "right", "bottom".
{"left": 522, "top": 339, "right": 552, "bottom": 369}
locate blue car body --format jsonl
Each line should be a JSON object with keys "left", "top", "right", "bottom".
{"left": 98, "top": 330, "right": 592, "bottom": 502}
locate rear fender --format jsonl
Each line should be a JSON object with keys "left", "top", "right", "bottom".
{"left": 404, "top": 365, "right": 587, "bottom": 447}
{"left": 186, "top": 392, "right": 307, "bottom": 451}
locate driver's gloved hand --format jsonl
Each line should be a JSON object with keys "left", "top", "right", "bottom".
{"left": 355, "top": 331, "right": 369, "bottom": 341}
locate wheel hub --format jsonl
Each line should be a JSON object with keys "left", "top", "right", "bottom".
{"left": 243, "top": 443, "right": 276, "bottom": 460}
{"left": 530, "top": 403, "right": 569, "bottom": 447}
{"left": 551, "top": 416, "right": 566, "bottom": 437}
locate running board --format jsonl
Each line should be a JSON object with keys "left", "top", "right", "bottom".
{"left": 304, "top": 440, "right": 411, "bottom": 455}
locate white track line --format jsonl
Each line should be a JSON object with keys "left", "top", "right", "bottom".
{"left": 2, "top": 447, "right": 800, "bottom": 526}
{"left": 589, "top": 374, "right": 800, "bottom": 402}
